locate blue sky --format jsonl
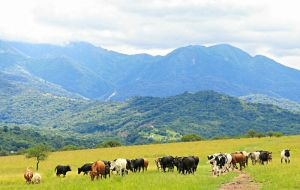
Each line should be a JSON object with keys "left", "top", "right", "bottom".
{"left": 0, "top": 0, "right": 299, "bottom": 70}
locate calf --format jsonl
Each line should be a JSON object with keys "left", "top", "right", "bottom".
{"left": 281, "top": 149, "right": 290, "bottom": 164}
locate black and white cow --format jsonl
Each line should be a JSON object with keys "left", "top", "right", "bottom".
{"left": 209, "top": 154, "right": 228, "bottom": 176}
{"left": 281, "top": 149, "right": 291, "bottom": 164}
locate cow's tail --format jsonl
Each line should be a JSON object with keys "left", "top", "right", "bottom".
{"left": 54, "top": 166, "right": 57, "bottom": 172}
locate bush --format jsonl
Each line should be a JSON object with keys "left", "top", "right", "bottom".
{"left": 181, "top": 134, "right": 202, "bottom": 142}
{"left": 0, "top": 150, "right": 9, "bottom": 156}
{"left": 96, "top": 140, "right": 122, "bottom": 148}
{"left": 267, "top": 131, "right": 284, "bottom": 137}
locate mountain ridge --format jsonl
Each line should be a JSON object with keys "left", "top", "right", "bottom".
{"left": 0, "top": 40, "right": 300, "bottom": 102}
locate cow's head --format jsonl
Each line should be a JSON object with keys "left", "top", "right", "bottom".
{"left": 110, "top": 161, "right": 116, "bottom": 170}
{"left": 90, "top": 171, "right": 97, "bottom": 181}
{"left": 77, "top": 168, "right": 81, "bottom": 174}
{"left": 155, "top": 158, "right": 161, "bottom": 167}
{"left": 66, "top": 165, "right": 71, "bottom": 171}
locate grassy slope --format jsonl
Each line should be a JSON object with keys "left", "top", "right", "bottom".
{"left": 1, "top": 136, "right": 300, "bottom": 190}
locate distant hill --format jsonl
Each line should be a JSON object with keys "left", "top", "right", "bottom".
{"left": 1, "top": 40, "right": 300, "bottom": 102}
{"left": 240, "top": 94, "right": 300, "bottom": 113}
{"left": 1, "top": 90, "right": 300, "bottom": 149}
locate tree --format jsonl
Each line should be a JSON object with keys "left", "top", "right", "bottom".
{"left": 96, "top": 140, "right": 122, "bottom": 148}
{"left": 181, "top": 134, "right": 202, "bottom": 142}
{"left": 247, "top": 129, "right": 257, "bottom": 138}
{"left": 25, "top": 144, "right": 50, "bottom": 171}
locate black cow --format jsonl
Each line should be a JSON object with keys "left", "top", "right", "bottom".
{"left": 173, "top": 157, "right": 183, "bottom": 172}
{"left": 131, "top": 158, "right": 144, "bottom": 172}
{"left": 178, "top": 157, "right": 196, "bottom": 174}
{"left": 78, "top": 163, "right": 92, "bottom": 175}
{"left": 258, "top": 151, "right": 272, "bottom": 165}
{"left": 160, "top": 156, "right": 174, "bottom": 172}
{"left": 126, "top": 159, "right": 133, "bottom": 172}
{"left": 191, "top": 156, "right": 199, "bottom": 172}
{"left": 102, "top": 160, "right": 111, "bottom": 178}
{"left": 55, "top": 165, "right": 71, "bottom": 177}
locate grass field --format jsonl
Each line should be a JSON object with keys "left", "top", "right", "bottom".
{"left": 0, "top": 136, "right": 299, "bottom": 190}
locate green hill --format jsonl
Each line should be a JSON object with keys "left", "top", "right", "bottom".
{"left": 1, "top": 90, "right": 300, "bottom": 152}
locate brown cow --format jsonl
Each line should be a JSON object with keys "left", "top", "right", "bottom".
{"left": 90, "top": 161, "right": 106, "bottom": 181}
{"left": 24, "top": 168, "right": 33, "bottom": 184}
{"left": 143, "top": 159, "right": 149, "bottom": 171}
{"left": 231, "top": 152, "right": 246, "bottom": 170}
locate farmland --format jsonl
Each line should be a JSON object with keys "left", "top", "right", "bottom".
{"left": 0, "top": 135, "right": 299, "bottom": 190}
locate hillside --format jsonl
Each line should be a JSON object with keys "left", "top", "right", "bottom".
{"left": 240, "top": 94, "right": 300, "bottom": 113}
{"left": 1, "top": 40, "right": 300, "bottom": 102}
{"left": 1, "top": 90, "right": 300, "bottom": 150}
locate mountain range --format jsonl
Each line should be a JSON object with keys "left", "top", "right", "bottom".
{"left": 1, "top": 40, "right": 300, "bottom": 152}
{"left": 1, "top": 40, "right": 300, "bottom": 102}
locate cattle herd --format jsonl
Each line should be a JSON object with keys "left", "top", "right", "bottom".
{"left": 23, "top": 149, "right": 291, "bottom": 184}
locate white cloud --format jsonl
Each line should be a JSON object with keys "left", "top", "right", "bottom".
{"left": 0, "top": 0, "right": 299, "bottom": 70}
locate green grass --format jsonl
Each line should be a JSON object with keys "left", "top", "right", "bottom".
{"left": 1, "top": 135, "right": 300, "bottom": 189}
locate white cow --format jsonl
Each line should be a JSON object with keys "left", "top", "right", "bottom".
{"left": 224, "top": 153, "right": 233, "bottom": 172}
{"left": 249, "top": 152, "right": 260, "bottom": 165}
{"left": 110, "top": 158, "right": 128, "bottom": 176}
{"left": 31, "top": 173, "right": 41, "bottom": 184}
{"left": 281, "top": 149, "right": 291, "bottom": 164}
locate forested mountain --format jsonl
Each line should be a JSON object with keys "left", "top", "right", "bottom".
{"left": 1, "top": 40, "right": 300, "bottom": 102}
{"left": 1, "top": 90, "right": 300, "bottom": 151}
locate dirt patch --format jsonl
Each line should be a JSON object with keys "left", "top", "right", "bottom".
{"left": 219, "top": 171, "right": 260, "bottom": 190}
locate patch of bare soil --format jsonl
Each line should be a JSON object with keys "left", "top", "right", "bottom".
{"left": 219, "top": 171, "right": 260, "bottom": 190}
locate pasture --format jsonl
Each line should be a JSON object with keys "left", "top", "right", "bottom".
{"left": 0, "top": 135, "right": 299, "bottom": 190}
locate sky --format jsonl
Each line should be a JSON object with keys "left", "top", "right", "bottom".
{"left": 0, "top": 0, "right": 299, "bottom": 70}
